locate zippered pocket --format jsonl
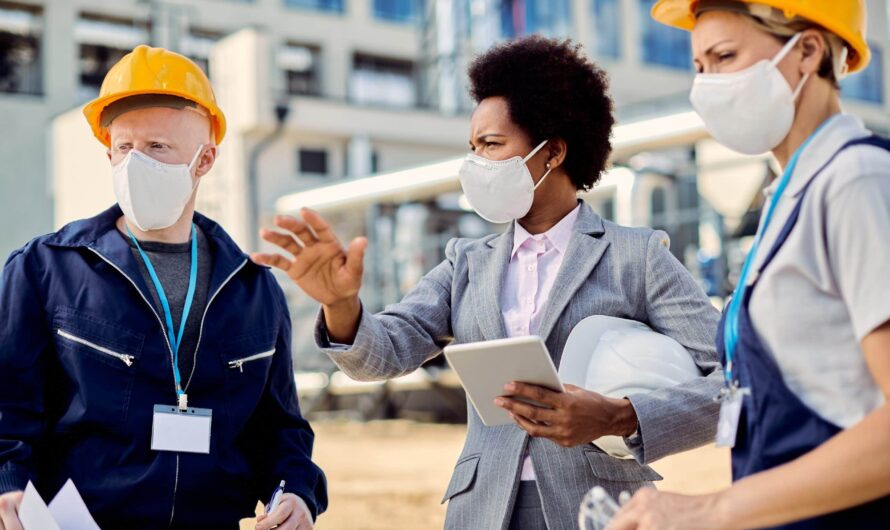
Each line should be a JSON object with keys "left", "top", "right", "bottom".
{"left": 227, "top": 349, "right": 275, "bottom": 372}
{"left": 57, "top": 329, "right": 136, "bottom": 367}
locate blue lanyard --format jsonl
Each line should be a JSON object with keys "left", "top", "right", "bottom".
{"left": 127, "top": 224, "right": 199, "bottom": 397}
{"left": 722, "top": 118, "right": 835, "bottom": 386}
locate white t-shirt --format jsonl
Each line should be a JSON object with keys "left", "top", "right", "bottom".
{"left": 748, "top": 113, "right": 890, "bottom": 428}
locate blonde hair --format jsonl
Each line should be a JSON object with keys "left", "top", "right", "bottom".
{"left": 696, "top": 0, "right": 849, "bottom": 86}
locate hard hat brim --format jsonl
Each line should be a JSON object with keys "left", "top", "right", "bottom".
{"left": 83, "top": 88, "right": 227, "bottom": 148}
{"left": 650, "top": 0, "right": 871, "bottom": 73}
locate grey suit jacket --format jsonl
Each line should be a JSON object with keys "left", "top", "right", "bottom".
{"left": 316, "top": 202, "right": 722, "bottom": 530}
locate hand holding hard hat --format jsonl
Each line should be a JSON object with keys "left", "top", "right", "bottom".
{"left": 558, "top": 316, "right": 701, "bottom": 458}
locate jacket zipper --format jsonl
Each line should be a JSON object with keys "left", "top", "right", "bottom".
{"left": 184, "top": 260, "right": 247, "bottom": 390}
{"left": 170, "top": 258, "right": 246, "bottom": 526}
{"left": 227, "top": 349, "right": 275, "bottom": 373}
{"left": 88, "top": 247, "right": 246, "bottom": 528}
{"left": 57, "top": 329, "right": 136, "bottom": 367}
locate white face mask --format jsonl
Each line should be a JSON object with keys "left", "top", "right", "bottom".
{"left": 690, "top": 33, "right": 810, "bottom": 155}
{"left": 458, "top": 139, "right": 552, "bottom": 224}
{"left": 112, "top": 145, "right": 204, "bottom": 231}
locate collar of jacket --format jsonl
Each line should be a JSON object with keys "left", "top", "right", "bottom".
{"left": 484, "top": 200, "right": 606, "bottom": 249}
{"left": 42, "top": 204, "right": 254, "bottom": 299}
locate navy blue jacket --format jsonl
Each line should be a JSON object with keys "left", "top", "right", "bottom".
{"left": 0, "top": 205, "right": 327, "bottom": 529}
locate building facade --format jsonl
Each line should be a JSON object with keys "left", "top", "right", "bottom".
{"left": 4, "top": 0, "right": 887, "bottom": 259}
{"left": 3, "top": 0, "right": 889, "bottom": 369}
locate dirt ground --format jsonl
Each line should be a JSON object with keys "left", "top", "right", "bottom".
{"left": 241, "top": 420, "right": 731, "bottom": 530}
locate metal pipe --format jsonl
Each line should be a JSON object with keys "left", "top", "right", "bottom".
{"left": 247, "top": 103, "right": 290, "bottom": 252}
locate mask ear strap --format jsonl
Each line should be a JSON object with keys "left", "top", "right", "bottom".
{"left": 771, "top": 32, "right": 803, "bottom": 66}
{"left": 522, "top": 139, "right": 550, "bottom": 163}
{"left": 835, "top": 46, "right": 850, "bottom": 80}
{"left": 792, "top": 72, "right": 811, "bottom": 100}
{"left": 532, "top": 166, "right": 553, "bottom": 191}
{"left": 188, "top": 144, "right": 205, "bottom": 171}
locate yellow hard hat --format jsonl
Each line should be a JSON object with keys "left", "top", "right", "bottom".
{"left": 650, "top": 0, "right": 871, "bottom": 73}
{"left": 82, "top": 45, "right": 227, "bottom": 147}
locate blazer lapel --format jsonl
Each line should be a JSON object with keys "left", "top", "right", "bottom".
{"left": 536, "top": 203, "right": 610, "bottom": 342}
{"left": 467, "top": 229, "right": 514, "bottom": 341}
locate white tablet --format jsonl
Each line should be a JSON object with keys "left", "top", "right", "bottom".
{"left": 444, "top": 336, "right": 564, "bottom": 426}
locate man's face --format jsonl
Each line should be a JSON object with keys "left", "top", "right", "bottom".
{"left": 107, "top": 106, "right": 215, "bottom": 172}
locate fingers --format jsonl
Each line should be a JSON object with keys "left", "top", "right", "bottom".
{"left": 264, "top": 503, "right": 312, "bottom": 530}
{"left": 275, "top": 215, "right": 319, "bottom": 247}
{"left": 505, "top": 382, "right": 562, "bottom": 407}
{"left": 286, "top": 509, "right": 314, "bottom": 530}
{"left": 605, "top": 510, "right": 638, "bottom": 530}
{"left": 255, "top": 497, "right": 291, "bottom": 530}
{"left": 608, "top": 488, "right": 657, "bottom": 530}
{"left": 345, "top": 237, "right": 367, "bottom": 277}
{"left": 260, "top": 229, "right": 304, "bottom": 258}
{"left": 495, "top": 397, "right": 556, "bottom": 424}
{"left": 0, "top": 491, "right": 23, "bottom": 530}
{"left": 511, "top": 412, "right": 550, "bottom": 438}
{"left": 251, "top": 253, "right": 293, "bottom": 273}
{"left": 301, "top": 208, "right": 337, "bottom": 244}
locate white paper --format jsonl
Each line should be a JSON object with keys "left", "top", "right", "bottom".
{"left": 151, "top": 408, "right": 212, "bottom": 454}
{"left": 48, "top": 479, "right": 101, "bottom": 530}
{"left": 19, "top": 482, "right": 61, "bottom": 530}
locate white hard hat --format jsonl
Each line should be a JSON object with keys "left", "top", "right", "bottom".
{"left": 559, "top": 315, "right": 701, "bottom": 458}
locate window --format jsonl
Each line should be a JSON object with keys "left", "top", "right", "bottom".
{"left": 181, "top": 30, "right": 221, "bottom": 79}
{"left": 350, "top": 54, "right": 416, "bottom": 108}
{"left": 500, "top": 0, "right": 572, "bottom": 38}
{"left": 283, "top": 0, "right": 344, "bottom": 14}
{"left": 298, "top": 148, "right": 328, "bottom": 175}
{"left": 79, "top": 44, "right": 129, "bottom": 93}
{"left": 278, "top": 43, "right": 321, "bottom": 96}
{"left": 591, "top": 0, "right": 621, "bottom": 59}
{"left": 0, "top": 2, "right": 42, "bottom": 95}
{"left": 650, "top": 187, "right": 666, "bottom": 217}
{"left": 374, "top": 0, "right": 422, "bottom": 23}
{"left": 842, "top": 43, "right": 884, "bottom": 104}
{"left": 76, "top": 14, "right": 149, "bottom": 101}
{"left": 639, "top": 0, "right": 691, "bottom": 70}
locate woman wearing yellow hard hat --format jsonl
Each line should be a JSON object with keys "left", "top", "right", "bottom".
{"left": 610, "top": 1, "right": 890, "bottom": 529}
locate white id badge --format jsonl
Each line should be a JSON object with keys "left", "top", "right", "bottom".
{"left": 151, "top": 404, "right": 212, "bottom": 454}
{"left": 715, "top": 390, "right": 746, "bottom": 448}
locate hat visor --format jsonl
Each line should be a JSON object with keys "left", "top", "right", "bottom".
{"left": 83, "top": 88, "right": 225, "bottom": 147}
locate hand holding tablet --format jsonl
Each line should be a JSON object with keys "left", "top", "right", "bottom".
{"left": 443, "top": 336, "right": 564, "bottom": 426}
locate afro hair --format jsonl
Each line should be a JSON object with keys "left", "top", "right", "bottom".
{"left": 468, "top": 35, "right": 615, "bottom": 190}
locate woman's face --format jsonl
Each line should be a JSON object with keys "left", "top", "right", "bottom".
{"left": 468, "top": 96, "right": 550, "bottom": 182}
{"left": 692, "top": 11, "right": 800, "bottom": 84}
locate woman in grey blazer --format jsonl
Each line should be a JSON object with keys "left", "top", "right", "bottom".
{"left": 253, "top": 36, "right": 723, "bottom": 530}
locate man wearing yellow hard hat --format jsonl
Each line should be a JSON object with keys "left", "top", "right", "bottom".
{"left": 610, "top": 1, "right": 890, "bottom": 529}
{"left": 0, "top": 45, "right": 326, "bottom": 529}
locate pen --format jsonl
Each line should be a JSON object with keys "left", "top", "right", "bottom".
{"left": 266, "top": 479, "right": 285, "bottom": 514}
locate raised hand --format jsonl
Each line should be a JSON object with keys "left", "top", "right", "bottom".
{"left": 252, "top": 208, "right": 367, "bottom": 343}
{"left": 251, "top": 208, "right": 367, "bottom": 306}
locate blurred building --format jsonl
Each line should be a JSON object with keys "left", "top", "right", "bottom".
{"left": 0, "top": 0, "right": 471, "bottom": 261}
{"left": 4, "top": 0, "right": 887, "bottom": 258}
{"left": 2, "top": 0, "right": 889, "bottom": 375}
{"left": 419, "top": 0, "right": 890, "bottom": 120}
